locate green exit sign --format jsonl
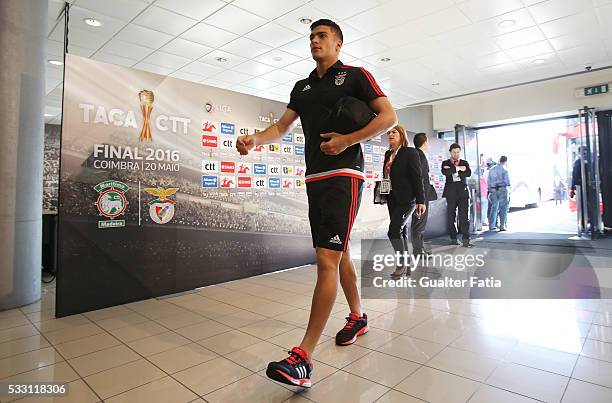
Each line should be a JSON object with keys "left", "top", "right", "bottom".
{"left": 584, "top": 84, "right": 609, "bottom": 96}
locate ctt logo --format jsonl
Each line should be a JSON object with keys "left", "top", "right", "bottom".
{"left": 220, "top": 122, "right": 235, "bottom": 135}
{"left": 294, "top": 134, "right": 305, "bottom": 144}
{"left": 238, "top": 177, "right": 252, "bottom": 188}
{"left": 239, "top": 127, "right": 249, "bottom": 135}
{"left": 283, "top": 179, "right": 294, "bottom": 189}
{"left": 202, "top": 135, "right": 218, "bottom": 148}
{"left": 202, "top": 160, "right": 218, "bottom": 173}
{"left": 295, "top": 166, "right": 305, "bottom": 177}
{"left": 282, "top": 133, "right": 293, "bottom": 142}
{"left": 202, "top": 120, "right": 219, "bottom": 133}
{"left": 254, "top": 163, "right": 267, "bottom": 175}
{"left": 220, "top": 176, "right": 235, "bottom": 188}
{"left": 254, "top": 178, "right": 267, "bottom": 188}
{"left": 221, "top": 137, "right": 235, "bottom": 150}
{"left": 268, "top": 177, "right": 281, "bottom": 189}
{"left": 295, "top": 145, "right": 305, "bottom": 156}
{"left": 268, "top": 164, "right": 281, "bottom": 175}
{"left": 282, "top": 145, "right": 294, "bottom": 155}
{"left": 237, "top": 162, "right": 251, "bottom": 174}
{"left": 221, "top": 161, "right": 236, "bottom": 173}
{"left": 202, "top": 175, "right": 218, "bottom": 188}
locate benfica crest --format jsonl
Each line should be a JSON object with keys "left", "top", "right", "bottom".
{"left": 335, "top": 71, "right": 347, "bottom": 86}
{"left": 144, "top": 182, "right": 178, "bottom": 225}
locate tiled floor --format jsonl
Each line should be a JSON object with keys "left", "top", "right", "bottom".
{"left": 1, "top": 263, "right": 612, "bottom": 401}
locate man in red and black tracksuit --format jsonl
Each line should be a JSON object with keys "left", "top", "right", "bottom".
{"left": 236, "top": 19, "right": 396, "bottom": 387}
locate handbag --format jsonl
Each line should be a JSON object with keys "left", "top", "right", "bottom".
{"left": 373, "top": 181, "right": 387, "bottom": 205}
{"left": 427, "top": 184, "right": 438, "bottom": 201}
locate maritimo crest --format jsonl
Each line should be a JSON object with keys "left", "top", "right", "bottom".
{"left": 144, "top": 180, "right": 178, "bottom": 225}
{"left": 94, "top": 180, "right": 129, "bottom": 229}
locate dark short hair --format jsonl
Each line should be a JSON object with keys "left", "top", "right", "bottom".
{"left": 500, "top": 155, "right": 508, "bottom": 163}
{"left": 310, "top": 19, "right": 343, "bottom": 42}
{"left": 413, "top": 133, "right": 427, "bottom": 148}
{"left": 449, "top": 143, "right": 461, "bottom": 152}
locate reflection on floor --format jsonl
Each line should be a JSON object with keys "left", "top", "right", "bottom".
{"left": 1, "top": 227, "right": 612, "bottom": 402}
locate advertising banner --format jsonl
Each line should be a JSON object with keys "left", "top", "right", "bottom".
{"left": 57, "top": 55, "right": 313, "bottom": 316}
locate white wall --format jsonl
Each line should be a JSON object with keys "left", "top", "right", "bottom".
{"left": 396, "top": 105, "right": 434, "bottom": 135}
{"left": 432, "top": 69, "right": 612, "bottom": 130}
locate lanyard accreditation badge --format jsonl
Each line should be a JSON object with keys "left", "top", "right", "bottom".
{"left": 380, "top": 179, "right": 391, "bottom": 194}
{"left": 452, "top": 159, "right": 461, "bottom": 182}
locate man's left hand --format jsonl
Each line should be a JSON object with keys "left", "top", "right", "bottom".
{"left": 320, "top": 132, "right": 350, "bottom": 155}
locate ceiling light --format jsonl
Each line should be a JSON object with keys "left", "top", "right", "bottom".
{"left": 432, "top": 82, "right": 440, "bottom": 86}
{"left": 83, "top": 18, "right": 102, "bottom": 27}
{"left": 44, "top": 113, "right": 53, "bottom": 117}
{"left": 272, "top": 56, "right": 283, "bottom": 62}
{"left": 498, "top": 19, "right": 516, "bottom": 28}
{"left": 379, "top": 57, "right": 391, "bottom": 62}
{"left": 48, "top": 59, "right": 63, "bottom": 66}
{"left": 215, "top": 57, "right": 228, "bottom": 63}
{"left": 533, "top": 59, "right": 546, "bottom": 64}
{"left": 299, "top": 17, "right": 312, "bottom": 24}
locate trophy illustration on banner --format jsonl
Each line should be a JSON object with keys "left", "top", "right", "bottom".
{"left": 138, "top": 89, "right": 154, "bottom": 142}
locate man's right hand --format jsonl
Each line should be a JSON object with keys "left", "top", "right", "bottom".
{"left": 416, "top": 204, "right": 427, "bottom": 215}
{"left": 236, "top": 135, "right": 255, "bottom": 155}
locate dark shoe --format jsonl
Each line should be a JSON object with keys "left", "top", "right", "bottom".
{"left": 499, "top": 227, "right": 507, "bottom": 232}
{"left": 450, "top": 239, "right": 461, "bottom": 246}
{"left": 391, "top": 266, "right": 407, "bottom": 278}
{"left": 336, "top": 312, "right": 368, "bottom": 346}
{"left": 266, "top": 347, "right": 312, "bottom": 388}
{"left": 462, "top": 240, "right": 475, "bottom": 248}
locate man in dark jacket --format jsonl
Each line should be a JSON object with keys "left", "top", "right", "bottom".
{"left": 411, "top": 133, "right": 434, "bottom": 256}
{"left": 441, "top": 143, "right": 473, "bottom": 247}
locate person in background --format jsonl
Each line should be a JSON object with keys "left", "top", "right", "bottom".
{"left": 554, "top": 175, "right": 566, "bottom": 205}
{"left": 570, "top": 146, "right": 585, "bottom": 199}
{"left": 441, "top": 143, "right": 473, "bottom": 247}
{"left": 384, "top": 125, "right": 426, "bottom": 278}
{"left": 487, "top": 155, "right": 511, "bottom": 231}
{"left": 411, "top": 132, "right": 434, "bottom": 256}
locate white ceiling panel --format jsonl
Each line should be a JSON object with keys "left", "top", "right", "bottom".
{"left": 142, "top": 51, "right": 191, "bottom": 69}
{"left": 99, "top": 39, "right": 154, "bottom": 59}
{"left": 504, "top": 40, "right": 554, "bottom": 61}
{"left": 455, "top": 40, "right": 501, "bottom": 58}
{"left": 73, "top": 0, "right": 150, "bottom": 22}
{"left": 179, "top": 61, "right": 225, "bottom": 77}
{"left": 388, "top": 0, "right": 456, "bottom": 21}
{"left": 342, "top": 37, "right": 389, "bottom": 59}
{"left": 282, "top": 59, "right": 315, "bottom": 76}
{"left": 232, "top": 0, "right": 310, "bottom": 20}
{"left": 115, "top": 24, "right": 173, "bottom": 48}
{"left": 494, "top": 26, "right": 546, "bottom": 50}
{"left": 527, "top": 0, "right": 585, "bottom": 24}
{"left": 211, "top": 69, "right": 253, "bottom": 84}
{"left": 540, "top": 11, "right": 602, "bottom": 39}
{"left": 204, "top": 5, "right": 266, "bottom": 36}
{"left": 474, "top": 8, "right": 538, "bottom": 38}
{"left": 180, "top": 23, "right": 238, "bottom": 48}
{"left": 245, "top": 23, "right": 302, "bottom": 48}
{"left": 154, "top": 0, "right": 226, "bottom": 21}
{"left": 259, "top": 69, "right": 302, "bottom": 84}
{"left": 549, "top": 31, "right": 602, "bottom": 52}
{"left": 241, "top": 77, "right": 278, "bottom": 90}
{"left": 556, "top": 43, "right": 610, "bottom": 67}
{"left": 475, "top": 51, "right": 512, "bottom": 68}
{"left": 254, "top": 49, "right": 302, "bottom": 67}
{"left": 133, "top": 6, "right": 197, "bottom": 36}
{"left": 221, "top": 37, "right": 272, "bottom": 59}
{"left": 344, "top": 3, "right": 408, "bottom": 35}
{"left": 371, "top": 24, "right": 430, "bottom": 49}
{"left": 160, "top": 38, "right": 213, "bottom": 59}
{"left": 278, "top": 37, "right": 311, "bottom": 59}
{"left": 233, "top": 60, "right": 278, "bottom": 76}
{"left": 200, "top": 50, "right": 246, "bottom": 69}
{"left": 52, "top": 25, "right": 109, "bottom": 49}
{"left": 67, "top": 6, "right": 128, "bottom": 37}
{"left": 273, "top": 5, "right": 330, "bottom": 35}
{"left": 309, "top": 0, "right": 381, "bottom": 20}
{"left": 458, "top": 0, "right": 524, "bottom": 22}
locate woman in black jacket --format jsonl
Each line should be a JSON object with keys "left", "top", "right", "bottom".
{"left": 382, "top": 125, "right": 426, "bottom": 278}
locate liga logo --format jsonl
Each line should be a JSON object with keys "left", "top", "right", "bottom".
{"left": 144, "top": 185, "right": 178, "bottom": 225}
{"left": 94, "top": 180, "right": 129, "bottom": 228}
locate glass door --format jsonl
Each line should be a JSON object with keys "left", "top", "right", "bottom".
{"left": 455, "top": 124, "right": 482, "bottom": 232}
{"left": 577, "top": 107, "right": 603, "bottom": 238}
